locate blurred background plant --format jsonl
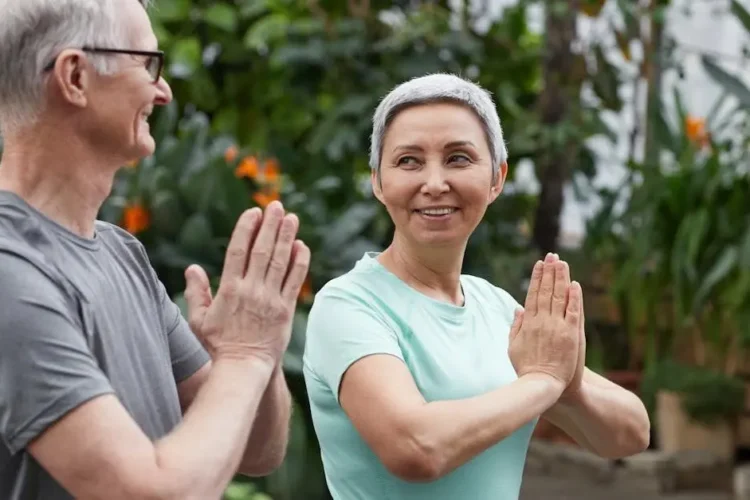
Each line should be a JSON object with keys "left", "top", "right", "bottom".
{"left": 3, "top": 0, "right": 750, "bottom": 497}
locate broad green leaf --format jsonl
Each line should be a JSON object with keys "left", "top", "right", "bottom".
{"left": 168, "top": 37, "right": 202, "bottom": 78}
{"left": 243, "top": 14, "right": 288, "bottom": 51}
{"left": 686, "top": 209, "right": 710, "bottom": 278}
{"left": 693, "top": 245, "right": 739, "bottom": 311}
{"left": 203, "top": 3, "right": 238, "bottom": 33}
{"left": 701, "top": 55, "right": 750, "bottom": 107}
{"left": 321, "top": 202, "right": 378, "bottom": 252}
{"left": 150, "top": 0, "right": 190, "bottom": 22}
{"left": 179, "top": 213, "right": 213, "bottom": 254}
{"left": 731, "top": 0, "right": 750, "bottom": 36}
{"left": 150, "top": 190, "right": 184, "bottom": 236}
{"left": 740, "top": 223, "right": 750, "bottom": 269}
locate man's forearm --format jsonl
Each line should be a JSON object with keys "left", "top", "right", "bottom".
{"left": 544, "top": 373, "right": 651, "bottom": 458}
{"left": 154, "top": 356, "right": 275, "bottom": 499}
{"left": 237, "top": 365, "right": 292, "bottom": 476}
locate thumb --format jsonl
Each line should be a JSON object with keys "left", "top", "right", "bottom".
{"left": 184, "top": 264, "right": 212, "bottom": 332}
{"left": 509, "top": 308, "right": 524, "bottom": 342}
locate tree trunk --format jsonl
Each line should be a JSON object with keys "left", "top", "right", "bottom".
{"left": 532, "top": 0, "right": 580, "bottom": 255}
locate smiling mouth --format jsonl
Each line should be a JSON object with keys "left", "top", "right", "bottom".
{"left": 414, "top": 207, "right": 458, "bottom": 216}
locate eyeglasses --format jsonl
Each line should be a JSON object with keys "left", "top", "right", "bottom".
{"left": 43, "top": 46, "right": 165, "bottom": 83}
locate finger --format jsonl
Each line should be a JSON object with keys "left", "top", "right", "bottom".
{"left": 524, "top": 261, "right": 543, "bottom": 315}
{"left": 266, "top": 214, "right": 299, "bottom": 289}
{"left": 246, "top": 201, "right": 285, "bottom": 284}
{"left": 565, "top": 281, "right": 582, "bottom": 328}
{"left": 551, "top": 261, "right": 569, "bottom": 317}
{"left": 509, "top": 308, "right": 524, "bottom": 342}
{"left": 184, "top": 264, "right": 212, "bottom": 332}
{"left": 282, "top": 240, "right": 311, "bottom": 303}
{"left": 579, "top": 284, "right": 586, "bottom": 337}
{"left": 538, "top": 257, "right": 556, "bottom": 315}
{"left": 221, "top": 208, "right": 262, "bottom": 282}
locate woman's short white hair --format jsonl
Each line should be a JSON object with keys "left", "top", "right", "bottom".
{"left": 0, "top": 0, "right": 151, "bottom": 132}
{"left": 369, "top": 73, "right": 508, "bottom": 178}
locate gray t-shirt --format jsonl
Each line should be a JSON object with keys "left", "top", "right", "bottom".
{"left": 0, "top": 190, "right": 211, "bottom": 499}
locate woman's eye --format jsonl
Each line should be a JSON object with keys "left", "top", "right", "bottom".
{"left": 448, "top": 154, "right": 471, "bottom": 165}
{"left": 397, "top": 156, "right": 420, "bottom": 167}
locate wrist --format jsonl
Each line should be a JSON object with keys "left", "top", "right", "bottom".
{"left": 520, "top": 372, "right": 566, "bottom": 399}
{"left": 212, "top": 344, "right": 279, "bottom": 367}
{"left": 559, "top": 383, "right": 586, "bottom": 407}
{"left": 213, "top": 349, "right": 277, "bottom": 376}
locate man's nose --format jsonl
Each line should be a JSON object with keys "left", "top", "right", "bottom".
{"left": 154, "top": 76, "right": 173, "bottom": 105}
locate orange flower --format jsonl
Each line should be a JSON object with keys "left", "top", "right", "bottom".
{"left": 225, "top": 145, "right": 238, "bottom": 163}
{"left": 685, "top": 116, "right": 710, "bottom": 147}
{"left": 122, "top": 203, "right": 150, "bottom": 234}
{"left": 235, "top": 156, "right": 259, "bottom": 179}
{"left": 263, "top": 158, "right": 280, "bottom": 184}
{"left": 125, "top": 159, "right": 139, "bottom": 168}
{"left": 298, "top": 275, "right": 314, "bottom": 303}
{"left": 253, "top": 189, "right": 280, "bottom": 208}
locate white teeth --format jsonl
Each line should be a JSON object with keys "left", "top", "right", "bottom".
{"left": 420, "top": 207, "right": 456, "bottom": 216}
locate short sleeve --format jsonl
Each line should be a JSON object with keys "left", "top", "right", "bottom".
{"left": 130, "top": 234, "right": 210, "bottom": 383}
{"left": 0, "top": 251, "right": 114, "bottom": 454}
{"left": 303, "top": 286, "right": 404, "bottom": 403}
{"left": 157, "top": 279, "right": 210, "bottom": 383}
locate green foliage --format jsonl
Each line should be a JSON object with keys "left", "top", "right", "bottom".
{"left": 641, "top": 359, "right": 746, "bottom": 425}
{"left": 587, "top": 85, "right": 750, "bottom": 373}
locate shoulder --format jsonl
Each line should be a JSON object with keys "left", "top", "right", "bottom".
{"left": 95, "top": 220, "right": 148, "bottom": 256}
{"left": 309, "top": 257, "right": 405, "bottom": 323}
{"left": 0, "top": 202, "right": 68, "bottom": 294}
{"left": 95, "top": 221, "right": 156, "bottom": 275}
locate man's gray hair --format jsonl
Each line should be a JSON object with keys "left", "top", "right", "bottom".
{"left": 369, "top": 73, "right": 508, "bottom": 178}
{"left": 0, "top": 0, "right": 151, "bottom": 132}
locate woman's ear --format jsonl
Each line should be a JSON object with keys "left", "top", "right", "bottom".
{"left": 488, "top": 161, "right": 508, "bottom": 203}
{"left": 371, "top": 169, "right": 385, "bottom": 204}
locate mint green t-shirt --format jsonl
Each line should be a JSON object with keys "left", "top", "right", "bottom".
{"left": 303, "top": 253, "right": 537, "bottom": 500}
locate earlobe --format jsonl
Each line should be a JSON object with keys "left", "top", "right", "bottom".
{"left": 371, "top": 169, "right": 385, "bottom": 204}
{"left": 488, "top": 161, "right": 509, "bottom": 204}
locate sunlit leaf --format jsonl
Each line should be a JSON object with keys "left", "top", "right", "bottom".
{"left": 203, "top": 3, "right": 238, "bottom": 32}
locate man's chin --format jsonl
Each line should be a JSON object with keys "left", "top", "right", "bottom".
{"left": 135, "top": 136, "right": 156, "bottom": 158}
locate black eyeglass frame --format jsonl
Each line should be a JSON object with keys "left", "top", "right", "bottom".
{"left": 43, "top": 46, "right": 165, "bottom": 83}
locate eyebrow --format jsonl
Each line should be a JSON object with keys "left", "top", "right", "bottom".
{"left": 391, "top": 141, "right": 477, "bottom": 153}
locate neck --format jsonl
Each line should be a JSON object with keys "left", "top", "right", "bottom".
{"left": 0, "top": 121, "right": 120, "bottom": 239}
{"left": 378, "top": 231, "right": 466, "bottom": 305}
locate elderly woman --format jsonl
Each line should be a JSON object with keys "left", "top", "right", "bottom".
{"left": 302, "top": 74, "right": 649, "bottom": 499}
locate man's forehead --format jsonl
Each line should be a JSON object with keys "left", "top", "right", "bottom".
{"left": 118, "top": 0, "right": 158, "bottom": 49}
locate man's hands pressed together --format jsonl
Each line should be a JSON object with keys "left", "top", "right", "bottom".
{"left": 184, "top": 201, "right": 310, "bottom": 366}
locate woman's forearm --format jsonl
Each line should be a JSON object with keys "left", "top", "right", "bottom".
{"left": 543, "top": 371, "right": 651, "bottom": 458}
{"left": 401, "top": 373, "right": 563, "bottom": 481}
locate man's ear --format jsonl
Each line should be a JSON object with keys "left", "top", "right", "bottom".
{"left": 52, "top": 49, "right": 92, "bottom": 109}
{"left": 488, "top": 161, "right": 508, "bottom": 204}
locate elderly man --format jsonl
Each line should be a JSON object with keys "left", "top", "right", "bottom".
{"left": 0, "top": 1, "right": 310, "bottom": 499}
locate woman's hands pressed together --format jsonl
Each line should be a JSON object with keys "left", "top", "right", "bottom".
{"left": 508, "top": 253, "right": 584, "bottom": 396}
